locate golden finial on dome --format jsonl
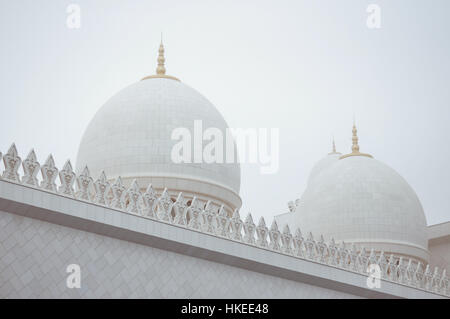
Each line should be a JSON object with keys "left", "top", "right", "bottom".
{"left": 340, "top": 121, "right": 373, "bottom": 159}
{"left": 142, "top": 34, "right": 180, "bottom": 81}
{"left": 328, "top": 136, "right": 339, "bottom": 155}
{"left": 351, "top": 124, "right": 359, "bottom": 153}
{"left": 156, "top": 35, "right": 166, "bottom": 75}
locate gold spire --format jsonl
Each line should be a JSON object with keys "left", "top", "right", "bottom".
{"left": 156, "top": 39, "right": 166, "bottom": 75}
{"left": 142, "top": 35, "right": 180, "bottom": 81}
{"left": 340, "top": 122, "right": 373, "bottom": 159}
{"left": 351, "top": 124, "right": 359, "bottom": 153}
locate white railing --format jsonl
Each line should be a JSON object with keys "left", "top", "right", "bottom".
{"left": 1, "top": 143, "right": 449, "bottom": 297}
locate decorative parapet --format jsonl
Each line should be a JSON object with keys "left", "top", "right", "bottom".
{"left": 0, "top": 143, "right": 449, "bottom": 297}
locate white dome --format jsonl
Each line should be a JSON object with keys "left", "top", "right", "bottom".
{"left": 307, "top": 152, "right": 341, "bottom": 186}
{"left": 292, "top": 155, "right": 429, "bottom": 262}
{"left": 76, "top": 77, "right": 241, "bottom": 211}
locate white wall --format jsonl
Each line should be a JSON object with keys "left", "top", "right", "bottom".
{"left": 430, "top": 242, "right": 450, "bottom": 272}
{"left": 0, "top": 180, "right": 446, "bottom": 299}
{"left": 428, "top": 222, "right": 450, "bottom": 272}
{"left": 0, "top": 210, "right": 359, "bottom": 298}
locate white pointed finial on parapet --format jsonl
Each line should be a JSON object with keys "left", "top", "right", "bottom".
{"left": 145, "top": 183, "right": 157, "bottom": 198}
{"left": 218, "top": 204, "right": 226, "bottom": 217}
{"left": 22, "top": 149, "right": 40, "bottom": 186}
{"left": 93, "top": 170, "right": 110, "bottom": 206}
{"left": 2, "top": 143, "right": 21, "bottom": 182}
{"left": 59, "top": 160, "right": 76, "bottom": 197}
{"left": 76, "top": 165, "right": 93, "bottom": 201}
{"left": 244, "top": 212, "right": 254, "bottom": 225}
{"left": 232, "top": 209, "right": 241, "bottom": 220}
{"left": 295, "top": 228, "right": 302, "bottom": 239}
{"left": 330, "top": 237, "right": 336, "bottom": 247}
{"left": 130, "top": 179, "right": 140, "bottom": 193}
{"left": 40, "top": 154, "right": 58, "bottom": 192}
{"left": 270, "top": 220, "right": 279, "bottom": 232}
{"left": 258, "top": 216, "right": 267, "bottom": 228}
{"left": 319, "top": 234, "right": 325, "bottom": 244}
{"left": 175, "top": 192, "right": 185, "bottom": 204}
{"left": 126, "top": 179, "right": 142, "bottom": 214}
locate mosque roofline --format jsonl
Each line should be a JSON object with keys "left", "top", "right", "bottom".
{"left": 0, "top": 142, "right": 448, "bottom": 298}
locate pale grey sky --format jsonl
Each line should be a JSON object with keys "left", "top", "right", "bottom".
{"left": 1, "top": 0, "right": 449, "bottom": 225}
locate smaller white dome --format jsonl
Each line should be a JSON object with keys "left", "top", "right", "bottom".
{"left": 293, "top": 155, "right": 429, "bottom": 263}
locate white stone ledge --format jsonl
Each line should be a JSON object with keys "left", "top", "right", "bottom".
{"left": 0, "top": 180, "right": 445, "bottom": 299}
